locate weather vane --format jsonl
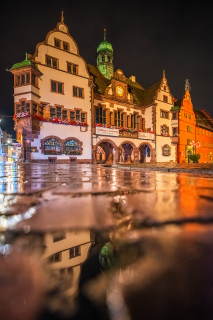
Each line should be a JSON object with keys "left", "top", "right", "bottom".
{"left": 185, "top": 79, "right": 191, "bottom": 92}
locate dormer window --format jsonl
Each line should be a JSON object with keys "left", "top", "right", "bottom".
{"left": 63, "top": 41, "right": 69, "bottom": 51}
{"left": 54, "top": 38, "right": 61, "bottom": 48}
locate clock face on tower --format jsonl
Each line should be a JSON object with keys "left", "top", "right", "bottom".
{"left": 116, "top": 86, "right": 124, "bottom": 96}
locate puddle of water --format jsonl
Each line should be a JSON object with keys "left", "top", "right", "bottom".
{"left": 1, "top": 163, "right": 213, "bottom": 319}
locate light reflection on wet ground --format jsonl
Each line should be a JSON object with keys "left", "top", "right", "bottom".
{"left": 0, "top": 162, "right": 213, "bottom": 320}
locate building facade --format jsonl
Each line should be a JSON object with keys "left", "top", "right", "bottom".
{"left": 10, "top": 14, "right": 92, "bottom": 163}
{"left": 171, "top": 80, "right": 213, "bottom": 163}
{"left": 9, "top": 14, "right": 213, "bottom": 164}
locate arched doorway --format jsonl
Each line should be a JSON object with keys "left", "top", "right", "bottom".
{"left": 139, "top": 144, "right": 151, "bottom": 163}
{"left": 120, "top": 143, "right": 133, "bottom": 163}
{"left": 96, "top": 141, "right": 114, "bottom": 164}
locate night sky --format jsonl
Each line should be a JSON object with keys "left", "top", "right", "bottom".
{"left": 1, "top": 0, "right": 212, "bottom": 137}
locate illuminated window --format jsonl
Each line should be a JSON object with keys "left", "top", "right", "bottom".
{"left": 44, "top": 137, "right": 62, "bottom": 155}
{"left": 189, "top": 114, "right": 191, "bottom": 119}
{"left": 184, "top": 113, "right": 187, "bottom": 118}
{"left": 46, "top": 55, "right": 58, "bottom": 69}
{"left": 162, "top": 144, "right": 171, "bottom": 156}
{"left": 67, "top": 62, "right": 78, "bottom": 75}
{"left": 187, "top": 126, "right": 192, "bottom": 132}
{"left": 64, "top": 139, "right": 82, "bottom": 155}
{"left": 73, "top": 86, "right": 84, "bottom": 98}
{"left": 161, "top": 125, "right": 169, "bottom": 136}
{"left": 51, "top": 80, "right": 64, "bottom": 94}
{"left": 160, "top": 110, "right": 169, "bottom": 119}
{"left": 69, "top": 246, "right": 81, "bottom": 259}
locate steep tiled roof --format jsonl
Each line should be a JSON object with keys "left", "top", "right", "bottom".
{"left": 143, "top": 81, "right": 161, "bottom": 106}
{"left": 87, "top": 64, "right": 161, "bottom": 106}
{"left": 194, "top": 109, "right": 213, "bottom": 131}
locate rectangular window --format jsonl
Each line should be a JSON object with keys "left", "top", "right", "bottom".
{"left": 26, "top": 103, "right": 30, "bottom": 113}
{"left": 67, "top": 62, "right": 78, "bottom": 75}
{"left": 76, "top": 110, "right": 80, "bottom": 121}
{"left": 53, "top": 232, "right": 66, "bottom": 242}
{"left": 172, "top": 113, "right": 177, "bottom": 120}
{"left": 51, "top": 80, "right": 64, "bottom": 94}
{"left": 32, "top": 74, "right": 36, "bottom": 86}
{"left": 69, "top": 246, "right": 81, "bottom": 259}
{"left": 50, "top": 252, "right": 61, "bottom": 263}
{"left": 26, "top": 73, "right": 30, "bottom": 84}
{"left": 62, "top": 110, "right": 67, "bottom": 120}
{"left": 32, "top": 104, "right": 37, "bottom": 114}
{"left": 21, "top": 74, "right": 25, "bottom": 85}
{"left": 56, "top": 106, "right": 62, "bottom": 119}
{"left": 161, "top": 125, "right": 169, "bottom": 135}
{"left": 46, "top": 55, "right": 58, "bottom": 69}
{"left": 81, "top": 112, "right": 86, "bottom": 122}
{"left": 173, "top": 127, "right": 178, "bottom": 136}
{"left": 73, "top": 86, "right": 84, "bottom": 98}
{"left": 189, "top": 114, "right": 191, "bottom": 119}
{"left": 54, "top": 38, "right": 61, "bottom": 48}
{"left": 70, "top": 111, "right": 75, "bottom": 121}
{"left": 184, "top": 113, "right": 187, "bottom": 118}
{"left": 96, "top": 107, "right": 102, "bottom": 123}
{"left": 187, "top": 126, "right": 192, "bottom": 132}
{"left": 50, "top": 108, "right": 56, "bottom": 118}
{"left": 163, "top": 95, "right": 168, "bottom": 103}
{"left": 63, "top": 41, "right": 69, "bottom": 51}
{"left": 160, "top": 110, "right": 169, "bottom": 119}
{"left": 121, "top": 113, "right": 124, "bottom": 127}
{"left": 16, "top": 75, "right": 21, "bottom": 86}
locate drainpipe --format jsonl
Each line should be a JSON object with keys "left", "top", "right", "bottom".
{"left": 89, "top": 76, "right": 94, "bottom": 164}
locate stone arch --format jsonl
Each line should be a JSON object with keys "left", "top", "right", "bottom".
{"left": 119, "top": 140, "right": 138, "bottom": 163}
{"left": 138, "top": 142, "right": 155, "bottom": 163}
{"left": 94, "top": 139, "right": 118, "bottom": 164}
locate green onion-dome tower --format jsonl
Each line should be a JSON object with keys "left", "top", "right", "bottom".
{"left": 97, "top": 28, "right": 114, "bottom": 79}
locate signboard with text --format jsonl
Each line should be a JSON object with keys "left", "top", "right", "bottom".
{"left": 96, "top": 127, "right": 119, "bottom": 137}
{"left": 138, "top": 132, "right": 154, "bottom": 140}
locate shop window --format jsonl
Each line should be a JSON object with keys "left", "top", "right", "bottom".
{"left": 44, "top": 137, "right": 62, "bottom": 155}
{"left": 69, "top": 246, "right": 81, "bottom": 259}
{"left": 64, "top": 139, "right": 82, "bottom": 155}
{"left": 162, "top": 144, "right": 171, "bottom": 156}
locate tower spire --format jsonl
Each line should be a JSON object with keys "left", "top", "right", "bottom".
{"left": 61, "top": 10, "right": 64, "bottom": 24}
{"left": 163, "top": 69, "right": 166, "bottom": 79}
{"left": 185, "top": 79, "right": 191, "bottom": 92}
{"left": 104, "top": 27, "right": 107, "bottom": 41}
